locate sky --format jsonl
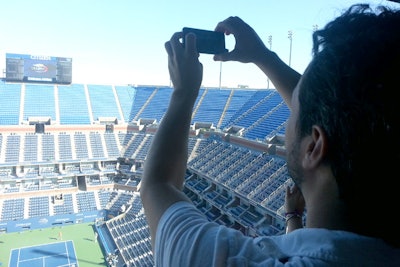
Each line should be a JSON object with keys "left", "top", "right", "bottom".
{"left": 0, "top": 0, "right": 398, "bottom": 89}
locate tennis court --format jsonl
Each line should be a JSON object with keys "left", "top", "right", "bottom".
{"left": 9, "top": 240, "right": 78, "bottom": 267}
{"left": 0, "top": 223, "right": 107, "bottom": 267}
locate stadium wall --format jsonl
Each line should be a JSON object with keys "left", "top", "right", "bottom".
{"left": 0, "top": 123, "right": 130, "bottom": 134}
{"left": 0, "top": 210, "right": 106, "bottom": 233}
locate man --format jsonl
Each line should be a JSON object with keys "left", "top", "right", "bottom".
{"left": 140, "top": 4, "right": 400, "bottom": 266}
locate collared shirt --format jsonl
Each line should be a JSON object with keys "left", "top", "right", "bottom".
{"left": 155, "top": 201, "right": 400, "bottom": 267}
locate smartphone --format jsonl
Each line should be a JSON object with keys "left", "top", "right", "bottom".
{"left": 182, "top": 27, "right": 228, "bottom": 54}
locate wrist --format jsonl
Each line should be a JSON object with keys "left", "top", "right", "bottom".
{"left": 254, "top": 49, "right": 275, "bottom": 67}
{"left": 170, "top": 92, "right": 197, "bottom": 109}
{"left": 286, "top": 214, "right": 302, "bottom": 223}
{"left": 285, "top": 210, "right": 302, "bottom": 223}
{"left": 284, "top": 210, "right": 302, "bottom": 217}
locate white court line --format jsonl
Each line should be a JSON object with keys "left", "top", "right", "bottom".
{"left": 14, "top": 240, "right": 76, "bottom": 266}
{"left": 71, "top": 240, "right": 78, "bottom": 265}
{"left": 17, "top": 248, "right": 21, "bottom": 267}
{"left": 64, "top": 241, "right": 70, "bottom": 266}
{"left": 18, "top": 252, "right": 69, "bottom": 263}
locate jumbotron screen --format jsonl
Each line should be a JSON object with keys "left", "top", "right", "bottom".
{"left": 5, "top": 53, "right": 72, "bottom": 84}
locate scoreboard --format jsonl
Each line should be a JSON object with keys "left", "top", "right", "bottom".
{"left": 5, "top": 53, "right": 72, "bottom": 84}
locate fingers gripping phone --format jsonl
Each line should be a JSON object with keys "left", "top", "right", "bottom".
{"left": 182, "top": 27, "right": 228, "bottom": 54}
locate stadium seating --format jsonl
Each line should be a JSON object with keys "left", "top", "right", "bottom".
{"left": 0, "top": 82, "right": 294, "bottom": 266}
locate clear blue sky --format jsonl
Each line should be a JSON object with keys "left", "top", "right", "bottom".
{"left": 0, "top": 0, "right": 397, "bottom": 88}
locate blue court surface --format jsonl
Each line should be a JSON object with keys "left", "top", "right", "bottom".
{"left": 9, "top": 240, "right": 78, "bottom": 267}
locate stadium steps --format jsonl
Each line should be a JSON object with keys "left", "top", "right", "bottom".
{"left": 24, "top": 197, "right": 29, "bottom": 219}
{"left": 111, "top": 85, "right": 126, "bottom": 123}
{"left": 94, "top": 191, "right": 102, "bottom": 210}
{"left": 71, "top": 192, "right": 79, "bottom": 213}
{"left": 54, "top": 85, "right": 60, "bottom": 123}
{"left": 19, "top": 83, "right": 25, "bottom": 124}
{"left": 48, "top": 195, "right": 54, "bottom": 216}
{"left": 217, "top": 89, "right": 234, "bottom": 128}
{"left": 191, "top": 88, "right": 208, "bottom": 121}
{"left": 133, "top": 88, "right": 158, "bottom": 121}
{"left": 84, "top": 84, "right": 95, "bottom": 123}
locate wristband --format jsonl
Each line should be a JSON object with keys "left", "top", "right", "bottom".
{"left": 285, "top": 210, "right": 302, "bottom": 223}
{"left": 284, "top": 210, "right": 302, "bottom": 217}
{"left": 285, "top": 213, "right": 301, "bottom": 223}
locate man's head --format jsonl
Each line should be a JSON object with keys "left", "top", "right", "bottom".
{"left": 286, "top": 4, "right": 400, "bottom": 246}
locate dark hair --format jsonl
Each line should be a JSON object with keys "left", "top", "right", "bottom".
{"left": 298, "top": 4, "right": 400, "bottom": 247}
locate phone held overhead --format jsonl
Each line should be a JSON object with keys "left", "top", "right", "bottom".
{"left": 182, "top": 27, "right": 228, "bottom": 54}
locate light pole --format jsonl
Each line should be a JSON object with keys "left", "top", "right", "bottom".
{"left": 288, "top": 30, "right": 293, "bottom": 67}
{"left": 267, "top": 35, "right": 272, "bottom": 89}
{"left": 219, "top": 61, "right": 222, "bottom": 89}
{"left": 268, "top": 35, "right": 272, "bottom": 49}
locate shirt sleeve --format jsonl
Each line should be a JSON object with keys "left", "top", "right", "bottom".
{"left": 155, "top": 201, "right": 400, "bottom": 266}
{"left": 154, "top": 201, "right": 287, "bottom": 267}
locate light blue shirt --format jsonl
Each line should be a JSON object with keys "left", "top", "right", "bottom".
{"left": 155, "top": 201, "right": 400, "bottom": 267}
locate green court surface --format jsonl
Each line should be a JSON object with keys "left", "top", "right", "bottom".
{"left": 0, "top": 223, "right": 107, "bottom": 267}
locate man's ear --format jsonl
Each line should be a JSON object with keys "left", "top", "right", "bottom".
{"left": 302, "top": 125, "right": 327, "bottom": 169}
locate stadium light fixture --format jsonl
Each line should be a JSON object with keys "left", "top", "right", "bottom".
{"left": 288, "top": 30, "right": 293, "bottom": 67}
{"left": 267, "top": 35, "right": 272, "bottom": 89}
